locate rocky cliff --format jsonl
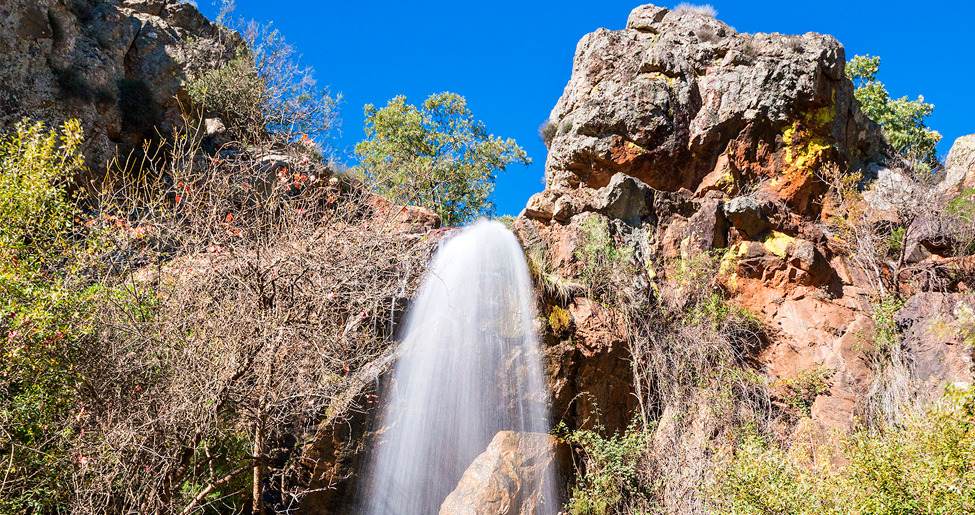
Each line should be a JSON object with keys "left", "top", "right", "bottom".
{"left": 0, "top": 0, "right": 236, "bottom": 171}
{"left": 3, "top": 1, "right": 973, "bottom": 512}
{"left": 514, "top": 3, "right": 974, "bottom": 511}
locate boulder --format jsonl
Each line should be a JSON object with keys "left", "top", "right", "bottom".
{"left": 439, "top": 431, "right": 565, "bottom": 515}
{"left": 937, "top": 134, "right": 975, "bottom": 195}
{"left": 686, "top": 194, "right": 728, "bottom": 250}
{"left": 596, "top": 173, "right": 655, "bottom": 225}
{"left": 724, "top": 195, "right": 771, "bottom": 238}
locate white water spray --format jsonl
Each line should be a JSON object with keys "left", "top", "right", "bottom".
{"left": 362, "top": 220, "right": 556, "bottom": 514}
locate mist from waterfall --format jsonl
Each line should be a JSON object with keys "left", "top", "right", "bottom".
{"left": 362, "top": 220, "right": 557, "bottom": 514}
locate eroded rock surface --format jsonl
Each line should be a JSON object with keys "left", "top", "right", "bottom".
{"left": 518, "top": 2, "right": 972, "bottom": 441}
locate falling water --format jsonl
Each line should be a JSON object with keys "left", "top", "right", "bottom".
{"left": 362, "top": 220, "right": 557, "bottom": 514}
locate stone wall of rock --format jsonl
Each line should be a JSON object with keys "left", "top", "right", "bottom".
{"left": 0, "top": 0, "right": 237, "bottom": 171}
{"left": 518, "top": 3, "right": 973, "bottom": 441}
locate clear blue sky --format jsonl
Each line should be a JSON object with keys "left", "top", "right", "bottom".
{"left": 199, "top": 1, "right": 974, "bottom": 216}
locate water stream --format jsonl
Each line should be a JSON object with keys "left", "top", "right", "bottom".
{"left": 362, "top": 220, "right": 556, "bottom": 514}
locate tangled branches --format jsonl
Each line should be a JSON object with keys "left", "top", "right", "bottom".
{"left": 59, "top": 119, "right": 437, "bottom": 513}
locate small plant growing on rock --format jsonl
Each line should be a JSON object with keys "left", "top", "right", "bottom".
{"left": 575, "top": 215, "right": 635, "bottom": 302}
{"left": 559, "top": 420, "right": 650, "bottom": 515}
{"left": 777, "top": 367, "right": 834, "bottom": 417}
{"left": 673, "top": 3, "right": 717, "bottom": 17}
{"left": 539, "top": 118, "right": 558, "bottom": 148}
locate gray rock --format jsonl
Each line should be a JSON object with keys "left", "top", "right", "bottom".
{"left": 596, "top": 173, "right": 655, "bottom": 225}
{"left": 937, "top": 134, "right": 975, "bottom": 195}
{"left": 724, "top": 195, "right": 770, "bottom": 238}
{"left": 896, "top": 293, "right": 975, "bottom": 403}
{"left": 626, "top": 4, "right": 669, "bottom": 31}
{"left": 861, "top": 163, "right": 919, "bottom": 213}
{"left": 0, "top": 0, "right": 239, "bottom": 173}
{"left": 687, "top": 194, "right": 728, "bottom": 250}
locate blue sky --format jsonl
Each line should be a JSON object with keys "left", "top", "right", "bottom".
{"left": 199, "top": 1, "right": 974, "bottom": 216}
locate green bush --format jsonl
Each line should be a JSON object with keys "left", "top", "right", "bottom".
{"left": 187, "top": 54, "right": 266, "bottom": 137}
{"left": 710, "top": 385, "right": 975, "bottom": 514}
{"left": 777, "top": 367, "right": 833, "bottom": 417}
{"left": 560, "top": 421, "right": 650, "bottom": 515}
{"left": 0, "top": 119, "right": 92, "bottom": 513}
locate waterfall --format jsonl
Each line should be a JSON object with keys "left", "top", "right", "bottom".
{"left": 362, "top": 220, "right": 556, "bottom": 514}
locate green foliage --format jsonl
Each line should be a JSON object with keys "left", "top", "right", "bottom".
{"left": 711, "top": 385, "right": 975, "bottom": 514}
{"left": 574, "top": 215, "right": 635, "bottom": 300}
{"left": 187, "top": 20, "right": 338, "bottom": 143}
{"left": 560, "top": 421, "right": 649, "bottom": 515}
{"left": 687, "top": 291, "right": 759, "bottom": 330}
{"left": 187, "top": 53, "right": 266, "bottom": 137}
{"left": 354, "top": 92, "right": 529, "bottom": 226}
{"left": 846, "top": 55, "right": 941, "bottom": 169}
{"left": 0, "top": 119, "right": 91, "bottom": 513}
{"left": 778, "top": 367, "right": 834, "bottom": 417}
{"left": 526, "top": 242, "right": 582, "bottom": 303}
{"left": 0, "top": 119, "right": 84, "bottom": 264}
{"left": 710, "top": 428, "right": 835, "bottom": 514}
{"left": 872, "top": 295, "right": 904, "bottom": 353}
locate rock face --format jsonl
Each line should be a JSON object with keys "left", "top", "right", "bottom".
{"left": 519, "top": 2, "right": 889, "bottom": 439}
{"left": 938, "top": 134, "right": 975, "bottom": 194}
{"left": 527, "top": 2, "right": 886, "bottom": 223}
{"left": 0, "top": 0, "right": 236, "bottom": 170}
{"left": 439, "top": 431, "right": 565, "bottom": 515}
{"left": 519, "top": 2, "right": 972, "bottom": 446}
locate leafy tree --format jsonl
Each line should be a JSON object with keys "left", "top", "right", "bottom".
{"left": 354, "top": 92, "right": 530, "bottom": 226}
{"left": 846, "top": 55, "right": 941, "bottom": 169}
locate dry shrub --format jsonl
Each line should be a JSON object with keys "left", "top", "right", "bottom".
{"left": 66, "top": 119, "right": 436, "bottom": 513}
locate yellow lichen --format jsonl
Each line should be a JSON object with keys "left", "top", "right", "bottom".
{"left": 762, "top": 231, "right": 794, "bottom": 258}
{"left": 548, "top": 305, "right": 572, "bottom": 334}
{"left": 718, "top": 242, "right": 748, "bottom": 290}
{"left": 782, "top": 103, "right": 836, "bottom": 173}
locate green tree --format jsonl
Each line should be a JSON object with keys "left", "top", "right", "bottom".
{"left": 846, "top": 55, "right": 941, "bottom": 169}
{"left": 354, "top": 92, "right": 530, "bottom": 226}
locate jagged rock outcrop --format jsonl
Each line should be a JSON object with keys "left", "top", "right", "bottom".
{"left": 0, "top": 0, "right": 236, "bottom": 170}
{"left": 518, "top": 2, "right": 972, "bottom": 444}
{"left": 526, "top": 3, "right": 887, "bottom": 224}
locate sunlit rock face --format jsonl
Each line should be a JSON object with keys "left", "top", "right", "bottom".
{"left": 529, "top": 2, "right": 888, "bottom": 222}
{"left": 518, "top": 2, "right": 971, "bottom": 444}
{"left": 439, "top": 431, "right": 567, "bottom": 515}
